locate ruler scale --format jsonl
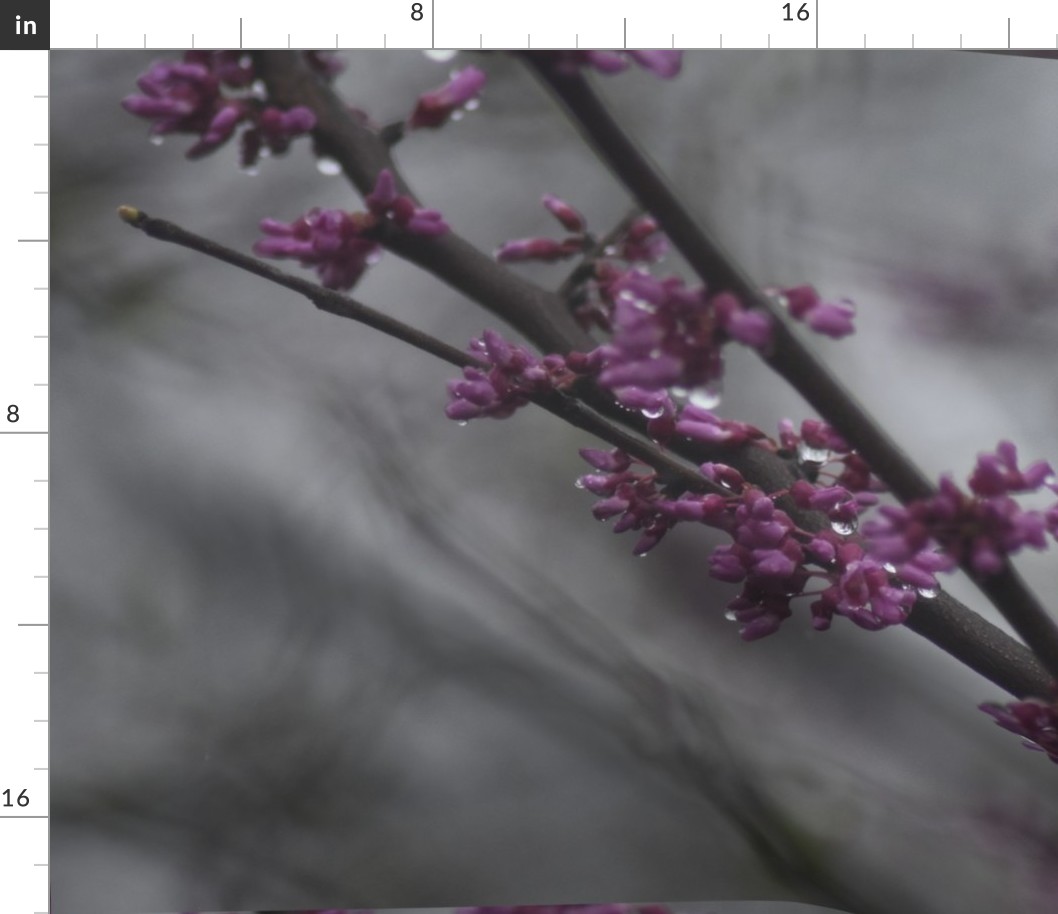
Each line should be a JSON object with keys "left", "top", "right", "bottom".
{"left": 38, "top": 1, "right": 1058, "bottom": 50}
{"left": 1, "top": 9, "right": 49, "bottom": 914}
{"left": 4, "top": 2, "right": 1058, "bottom": 912}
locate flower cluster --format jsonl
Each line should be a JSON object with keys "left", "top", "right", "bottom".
{"left": 445, "top": 330, "right": 584, "bottom": 421}
{"left": 495, "top": 196, "right": 863, "bottom": 423}
{"left": 863, "top": 441, "right": 1058, "bottom": 577}
{"left": 122, "top": 51, "right": 341, "bottom": 167}
{"left": 980, "top": 696, "right": 1058, "bottom": 764}
{"left": 541, "top": 50, "right": 684, "bottom": 79}
{"left": 254, "top": 169, "right": 448, "bottom": 290}
{"left": 576, "top": 438, "right": 918, "bottom": 640}
{"left": 409, "top": 66, "right": 487, "bottom": 129}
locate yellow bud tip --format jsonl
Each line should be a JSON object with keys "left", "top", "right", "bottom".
{"left": 117, "top": 205, "right": 142, "bottom": 225}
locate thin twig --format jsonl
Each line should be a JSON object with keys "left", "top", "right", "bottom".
{"left": 557, "top": 206, "right": 641, "bottom": 304}
{"left": 115, "top": 205, "right": 712, "bottom": 494}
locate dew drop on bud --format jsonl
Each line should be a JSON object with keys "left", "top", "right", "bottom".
{"left": 640, "top": 405, "right": 666, "bottom": 419}
{"left": 574, "top": 479, "right": 585, "bottom": 489}
{"left": 423, "top": 49, "right": 459, "bottom": 62}
{"left": 882, "top": 562, "right": 897, "bottom": 573}
{"left": 450, "top": 109, "right": 465, "bottom": 122}
{"left": 689, "top": 383, "right": 722, "bottom": 410}
{"left": 149, "top": 135, "right": 165, "bottom": 146}
{"left": 464, "top": 98, "right": 481, "bottom": 111}
{"left": 316, "top": 157, "right": 342, "bottom": 176}
{"left": 457, "top": 420, "right": 468, "bottom": 427}
{"left": 724, "top": 610, "right": 738, "bottom": 621}
{"left": 797, "top": 441, "right": 831, "bottom": 465}
{"left": 241, "top": 165, "right": 259, "bottom": 177}
{"left": 916, "top": 585, "right": 939, "bottom": 599}
{"left": 830, "top": 518, "right": 857, "bottom": 535}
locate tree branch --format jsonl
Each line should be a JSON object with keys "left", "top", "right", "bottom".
{"left": 521, "top": 54, "right": 1058, "bottom": 687}
{"left": 117, "top": 201, "right": 1053, "bottom": 700}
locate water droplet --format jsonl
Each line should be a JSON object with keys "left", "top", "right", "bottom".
{"left": 882, "top": 562, "right": 897, "bottom": 574}
{"left": 464, "top": 98, "right": 480, "bottom": 111}
{"left": 251, "top": 79, "right": 268, "bottom": 99}
{"left": 797, "top": 441, "right": 831, "bottom": 465}
{"left": 724, "top": 610, "right": 738, "bottom": 621}
{"left": 457, "top": 420, "right": 468, "bottom": 427}
{"left": 241, "top": 165, "right": 259, "bottom": 177}
{"left": 830, "top": 518, "right": 857, "bottom": 535}
{"left": 316, "top": 157, "right": 342, "bottom": 176}
{"left": 424, "top": 49, "right": 460, "bottom": 62}
{"left": 768, "top": 290, "right": 790, "bottom": 309}
{"left": 149, "top": 135, "right": 165, "bottom": 146}
{"left": 574, "top": 479, "right": 585, "bottom": 489}
{"left": 450, "top": 109, "right": 465, "bottom": 122}
{"left": 603, "top": 245, "right": 618, "bottom": 257}
{"left": 916, "top": 585, "right": 939, "bottom": 599}
{"left": 640, "top": 405, "right": 665, "bottom": 419}
{"left": 689, "top": 383, "right": 722, "bottom": 410}
{"left": 637, "top": 552, "right": 648, "bottom": 558}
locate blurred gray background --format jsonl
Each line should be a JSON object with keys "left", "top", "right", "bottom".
{"left": 53, "top": 51, "right": 1058, "bottom": 914}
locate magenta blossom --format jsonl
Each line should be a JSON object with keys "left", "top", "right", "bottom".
{"left": 543, "top": 50, "right": 684, "bottom": 80}
{"left": 592, "top": 271, "right": 771, "bottom": 397}
{"left": 255, "top": 170, "right": 448, "bottom": 289}
{"left": 981, "top": 697, "right": 1058, "bottom": 763}
{"left": 123, "top": 51, "right": 319, "bottom": 166}
{"left": 409, "top": 66, "right": 486, "bottom": 129}
{"left": 675, "top": 405, "right": 766, "bottom": 447}
{"left": 364, "top": 169, "right": 449, "bottom": 236}
{"left": 617, "top": 215, "right": 668, "bottom": 263}
{"left": 495, "top": 193, "right": 591, "bottom": 263}
{"left": 254, "top": 209, "right": 381, "bottom": 290}
{"left": 864, "top": 442, "right": 1057, "bottom": 578}
{"left": 445, "top": 330, "right": 579, "bottom": 422}
{"left": 779, "top": 284, "right": 857, "bottom": 338}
